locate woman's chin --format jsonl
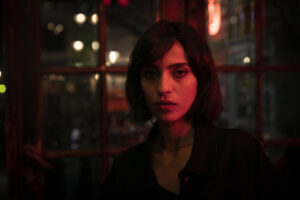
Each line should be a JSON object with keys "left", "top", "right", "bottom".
{"left": 155, "top": 114, "right": 183, "bottom": 124}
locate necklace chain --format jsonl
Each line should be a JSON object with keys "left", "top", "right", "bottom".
{"left": 164, "top": 141, "right": 194, "bottom": 152}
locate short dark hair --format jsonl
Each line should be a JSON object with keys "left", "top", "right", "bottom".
{"left": 125, "top": 20, "right": 222, "bottom": 125}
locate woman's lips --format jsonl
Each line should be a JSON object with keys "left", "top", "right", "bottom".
{"left": 154, "top": 101, "right": 177, "bottom": 111}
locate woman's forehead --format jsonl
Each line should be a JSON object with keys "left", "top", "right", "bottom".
{"left": 153, "top": 42, "right": 188, "bottom": 66}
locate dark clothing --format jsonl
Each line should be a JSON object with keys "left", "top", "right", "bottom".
{"left": 101, "top": 123, "right": 286, "bottom": 199}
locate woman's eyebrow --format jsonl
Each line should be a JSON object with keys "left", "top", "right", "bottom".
{"left": 167, "top": 62, "right": 189, "bottom": 69}
{"left": 148, "top": 62, "right": 189, "bottom": 69}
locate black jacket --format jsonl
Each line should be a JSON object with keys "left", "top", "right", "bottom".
{"left": 101, "top": 123, "right": 286, "bottom": 199}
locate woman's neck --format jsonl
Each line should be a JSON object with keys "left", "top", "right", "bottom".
{"left": 157, "top": 119, "right": 195, "bottom": 151}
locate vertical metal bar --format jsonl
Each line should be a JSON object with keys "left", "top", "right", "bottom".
{"left": 186, "top": 0, "right": 206, "bottom": 39}
{"left": 155, "top": 0, "right": 161, "bottom": 22}
{"left": 256, "top": 73, "right": 263, "bottom": 141}
{"left": 98, "top": 0, "right": 109, "bottom": 184}
{"left": 3, "top": 0, "right": 24, "bottom": 199}
{"left": 99, "top": 0, "right": 107, "bottom": 66}
{"left": 34, "top": 0, "right": 44, "bottom": 155}
{"left": 255, "top": 0, "right": 265, "bottom": 140}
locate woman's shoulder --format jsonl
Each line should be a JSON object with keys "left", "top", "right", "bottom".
{"left": 216, "top": 126, "right": 258, "bottom": 141}
{"left": 214, "top": 126, "right": 261, "bottom": 152}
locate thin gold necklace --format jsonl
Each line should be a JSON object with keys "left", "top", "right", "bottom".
{"left": 164, "top": 141, "right": 194, "bottom": 152}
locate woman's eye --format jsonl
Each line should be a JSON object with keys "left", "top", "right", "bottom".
{"left": 173, "top": 69, "right": 187, "bottom": 78}
{"left": 142, "top": 70, "right": 158, "bottom": 79}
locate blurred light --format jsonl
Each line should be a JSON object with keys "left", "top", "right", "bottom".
{"left": 106, "top": 60, "right": 111, "bottom": 66}
{"left": 91, "top": 14, "right": 99, "bottom": 25}
{"left": 243, "top": 56, "right": 251, "bottom": 64}
{"left": 106, "top": 74, "right": 112, "bottom": 83}
{"left": 75, "top": 62, "right": 83, "bottom": 68}
{"left": 57, "top": 75, "right": 65, "bottom": 81}
{"left": 47, "top": 22, "right": 55, "bottom": 30}
{"left": 66, "top": 82, "right": 75, "bottom": 93}
{"left": 72, "top": 41, "right": 84, "bottom": 51}
{"left": 230, "top": 16, "right": 237, "bottom": 24}
{"left": 0, "top": 84, "right": 6, "bottom": 94}
{"left": 0, "top": 70, "right": 2, "bottom": 78}
{"left": 109, "top": 51, "right": 120, "bottom": 64}
{"left": 104, "top": 0, "right": 111, "bottom": 5}
{"left": 71, "top": 128, "right": 80, "bottom": 149}
{"left": 54, "top": 24, "right": 64, "bottom": 35}
{"left": 74, "top": 13, "right": 87, "bottom": 25}
{"left": 92, "top": 41, "right": 100, "bottom": 51}
{"left": 208, "top": 0, "right": 221, "bottom": 36}
{"left": 118, "top": 0, "right": 129, "bottom": 7}
{"left": 94, "top": 74, "right": 100, "bottom": 80}
{"left": 49, "top": 74, "right": 57, "bottom": 81}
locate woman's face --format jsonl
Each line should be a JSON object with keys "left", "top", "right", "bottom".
{"left": 141, "top": 41, "right": 197, "bottom": 124}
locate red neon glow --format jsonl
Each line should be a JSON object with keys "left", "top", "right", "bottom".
{"left": 104, "top": 0, "right": 111, "bottom": 5}
{"left": 118, "top": 0, "right": 129, "bottom": 7}
{"left": 208, "top": 0, "right": 221, "bottom": 36}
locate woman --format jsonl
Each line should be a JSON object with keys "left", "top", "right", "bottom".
{"left": 101, "top": 20, "right": 285, "bottom": 199}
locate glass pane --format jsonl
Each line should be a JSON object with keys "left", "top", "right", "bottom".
{"left": 41, "top": 0, "right": 99, "bottom": 67}
{"left": 206, "top": 0, "right": 255, "bottom": 66}
{"left": 217, "top": 73, "right": 257, "bottom": 136}
{"left": 263, "top": 72, "right": 300, "bottom": 140}
{"left": 45, "top": 157, "right": 101, "bottom": 200}
{"left": 0, "top": 86, "right": 6, "bottom": 200}
{"left": 107, "top": 74, "right": 150, "bottom": 148}
{"left": 105, "top": 0, "right": 159, "bottom": 67}
{"left": 0, "top": 14, "right": 7, "bottom": 199}
{"left": 43, "top": 74, "right": 101, "bottom": 150}
{"left": 263, "top": 0, "right": 300, "bottom": 64}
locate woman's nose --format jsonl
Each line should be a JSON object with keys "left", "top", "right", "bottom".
{"left": 157, "top": 73, "right": 171, "bottom": 95}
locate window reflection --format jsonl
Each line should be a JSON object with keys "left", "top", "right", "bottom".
{"left": 217, "top": 73, "right": 256, "bottom": 136}
{"left": 41, "top": 0, "right": 99, "bottom": 67}
{"left": 263, "top": 72, "right": 300, "bottom": 139}
{"left": 263, "top": 0, "right": 300, "bottom": 64}
{"left": 107, "top": 74, "right": 150, "bottom": 148}
{"left": 207, "top": 0, "right": 255, "bottom": 66}
{"left": 105, "top": 0, "right": 159, "bottom": 66}
{"left": 43, "top": 74, "right": 101, "bottom": 150}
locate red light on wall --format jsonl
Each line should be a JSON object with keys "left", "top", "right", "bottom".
{"left": 208, "top": 0, "right": 221, "bottom": 36}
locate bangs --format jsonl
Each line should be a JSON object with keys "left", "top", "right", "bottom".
{"left": 140, "top": 37, "right": 175, "bottom": 68}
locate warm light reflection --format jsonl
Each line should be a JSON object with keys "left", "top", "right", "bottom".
{"left": 47, "top": 22, "right": 55, "bottom": 30}
{"left": 243, "top": 56, "right": 251, "bottom": 64}
{"left": 94, "top": 74, "right": 100, "bottom": 80}
{"left": 74, "top": 13, "right": 87, "bottom": 25}
{"left": 66, "top": 82, "right": 75, "bottom": 93}
{"left": 72, "top": 41, "right": 84, "bottom": 51}
{"left": 92, "top": 41, "right": 100, "bottom": 51}
{"left": 208, "top": 0, "right": 221, "bottom": 36}
{"left": 75, "top": 62, "right": 83, "bottom": 68}
{"left": 0, "top": 84, "right": 6, "bottom": 94}
{"left": 91, "top": 14, "right": 99, "bottom": 25}
{"left": 57, "top": 75, "right": 65, "bottom": 81}
{"left": 54, "top": 24, "right": 64, "bottom": 35}
{"left": 109, "top": 51, "right": 120, "bottom": 64}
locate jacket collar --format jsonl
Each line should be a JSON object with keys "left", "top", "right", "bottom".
{"left": 184, "top": 124, "right": 220, "bottom": 176}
